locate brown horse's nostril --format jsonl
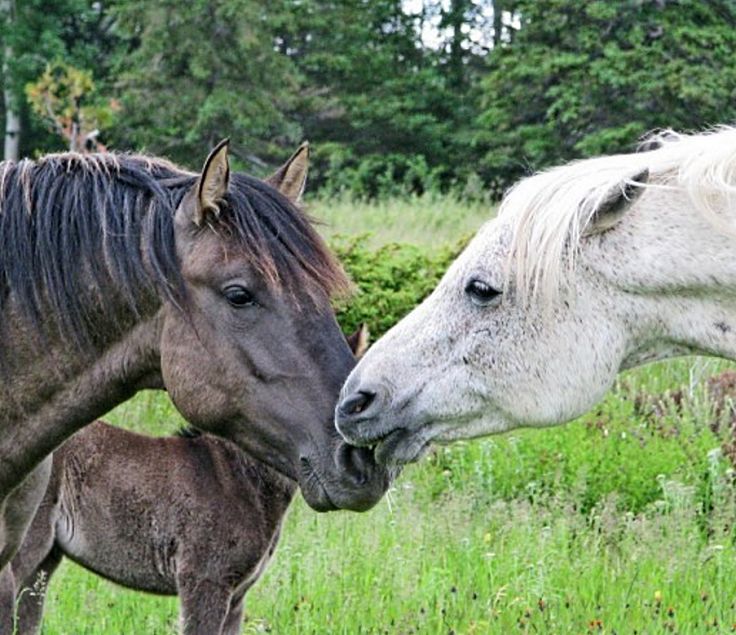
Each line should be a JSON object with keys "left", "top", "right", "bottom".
{"left": 339, "top": 390, "right": 376, "bottom": 417}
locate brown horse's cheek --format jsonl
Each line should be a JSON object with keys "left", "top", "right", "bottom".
{"left": 160, "top": 317, "right": 235, "bottom": 426}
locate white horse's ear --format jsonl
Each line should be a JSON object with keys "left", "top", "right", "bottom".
{"left": 195, "top": 139, "right": 230, "bottom": 226}
{"left": 585, "top": 168, "right": 649, "bottom": 236}
{"left": 265, "top": 142, "right": 309, "bottom": 204}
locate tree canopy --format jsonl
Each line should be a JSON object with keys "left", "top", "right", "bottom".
{"left": 2, "top": 0, "right": 736, "bottom": 197}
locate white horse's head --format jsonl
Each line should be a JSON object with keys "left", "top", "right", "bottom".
{"left": 336, "top": 127, "right": 736, "bottom": 465}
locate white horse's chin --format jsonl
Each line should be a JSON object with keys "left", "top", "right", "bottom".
{"left": 434, "top": 411, "right": 514, "bottom": 443}
{"left": 375, "top": 411, "right": 514, "bottom": 465}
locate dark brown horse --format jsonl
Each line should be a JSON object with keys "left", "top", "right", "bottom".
{"left": 0, "top": 142, "right": 390, "bottom": 630}
{"left": 11, "top": 326, "right": 370, "bottom": 635}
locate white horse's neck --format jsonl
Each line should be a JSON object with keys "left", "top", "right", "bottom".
{"left": 576, "top": 182, "right": 736, "bottom": 369}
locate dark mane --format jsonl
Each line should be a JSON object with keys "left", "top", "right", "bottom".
{"left": 175, "top": 425, "right": 202, "bottom": 439}
{"left": 0, "top": 152, "right": 349, "bottom": 344}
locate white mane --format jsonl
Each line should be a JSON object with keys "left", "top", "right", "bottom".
{"left": 502, "top": 126, "right": 736, "bottom": 305}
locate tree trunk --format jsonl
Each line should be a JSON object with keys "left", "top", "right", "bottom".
{"left": 444, "top": 0, "right": 468, "bottom": 90}
{"left": 492, "top": 0, "right": 503, "bottom": 48}
{"left": 1, "top": 0, "right": 19, "bottom": 161}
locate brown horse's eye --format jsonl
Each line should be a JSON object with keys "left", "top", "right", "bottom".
{"left": 465, "top": 278, "right": 501, "bottom": 308}
{"left": 223, "top": 285, "right": 256, "bottom": 308}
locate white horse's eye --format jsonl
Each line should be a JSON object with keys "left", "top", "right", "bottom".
{"left": 465, "top": 279, "right": 501, "bottom": 307}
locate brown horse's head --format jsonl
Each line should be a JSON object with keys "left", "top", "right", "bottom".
{"left": 160, "top": 142, "right": 391, "bottom": 511}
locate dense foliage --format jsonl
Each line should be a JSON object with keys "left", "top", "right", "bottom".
{"left": 332, "top": 235, "right": 465, "bottom": 338}
{"left": 476, "top": 0, "right": 736, "bottom": 192}
{"left": 3, "top": 0, "right": 736, "bottom": 195}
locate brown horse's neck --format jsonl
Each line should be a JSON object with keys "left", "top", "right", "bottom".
{"left": 0, "top": 311, "right": 164, "bottom": 497}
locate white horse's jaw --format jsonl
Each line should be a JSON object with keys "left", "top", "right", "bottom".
{"left": 621, "top": 341, "right": 698, "bottom": 370}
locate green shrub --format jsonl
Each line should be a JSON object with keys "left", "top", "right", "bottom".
{"left": 331, "top": 235, "right": 465, "bottom": 339}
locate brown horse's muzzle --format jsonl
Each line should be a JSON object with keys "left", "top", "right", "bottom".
{"left": 297, "top": 440, "right": 395, "bottom": 512}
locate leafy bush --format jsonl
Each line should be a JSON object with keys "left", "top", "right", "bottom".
{"left": 332, "top": 235, "right": 465, "bottom": 339}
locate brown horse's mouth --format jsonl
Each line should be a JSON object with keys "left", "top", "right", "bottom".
{"left": 298, "top": 446, "right": 393, "bottom": 512}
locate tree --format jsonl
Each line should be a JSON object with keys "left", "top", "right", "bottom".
{"left": 26, "top": 61, "right": 118, "bottom": 152}
{"left": 0, "top": 0, "right": 121, "bottom": 159}
{"left": 110, "top": 0, "right": 302, "bottom": 170}
{"left": 275, "top": 0, "right": 489, "bottom": 194}
{"left": 476, "top": 0, "right": 736, "bottom": 192}
{"left": 1, "top": 0, "right": 19, "bottom": 160}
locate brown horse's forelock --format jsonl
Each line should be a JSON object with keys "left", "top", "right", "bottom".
{"left": 0, "top": 153, "right": 349, "bottom": 346}
{"left": 221, "top": 172, "right": 352, "bottom": 305}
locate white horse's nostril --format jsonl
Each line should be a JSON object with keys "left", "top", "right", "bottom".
{"left": 339, "top": 390, "right": 376, "bottom": 418}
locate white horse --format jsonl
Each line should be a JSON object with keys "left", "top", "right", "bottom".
{"left": 335, "top": 127, "right": 736, "bottom": 465}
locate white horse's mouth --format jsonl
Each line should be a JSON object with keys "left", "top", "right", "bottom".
{"left": 368, "top": 404, "right": 516, "bottom": 465}
{"left": 371, "top": 414, "right": 486, "bottom": 466}
{"left": 373, "top": 428, "right": 434, "bottom": 465}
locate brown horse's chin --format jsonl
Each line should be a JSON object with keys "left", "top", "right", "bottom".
{"left": 298, "top": 472, "right": 339, "bottom": 512}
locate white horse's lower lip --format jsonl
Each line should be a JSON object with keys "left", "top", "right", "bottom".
{"left": 374, "top": 428, "right": 431, "bottom": 466}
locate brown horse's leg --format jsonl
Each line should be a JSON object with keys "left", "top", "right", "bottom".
{"left": 0, "top": 567, "right": 15, "bottom": 635}
{"left": 0, "top": 459, "right": 52, "bottom": 633}
{"left": 11, "top": 468, "right": 60, "bottom": 635}
{"left": 14, "top": 546, "right": 62, "bottom": 635}
{"left": 0, "top": 459, "right": 52, "bottom": 572}
{"left": 178, "top": 578, "right": 232, "bottom": 635}
{"left": 220, "top": 593, "right": 245, "bottom": 635}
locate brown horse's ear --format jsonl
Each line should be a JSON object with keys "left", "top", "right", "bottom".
{"left": 265, "top": 142, "right": 309, "bottom": 204}
{"left": 194, "top": 139, "right": 230, "bottom": 226}
{"left": 584, "top": 168, "right": 648, "bottom": 236}
{"left": 346, "top": 323, "right": 370, "bottom": 358}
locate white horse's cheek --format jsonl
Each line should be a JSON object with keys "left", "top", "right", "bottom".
{"left": 473, "top": 294, "right": 629, "bottom": 429}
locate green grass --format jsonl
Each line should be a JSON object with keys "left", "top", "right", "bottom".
{"left": 33, "top": 358, "right": 736, "bottom": 634}
{"left": 23, "top": 196, "right": 736, "bottom": 633}
{"left": 308, "top": 193, "right": 493, "bottom": 246}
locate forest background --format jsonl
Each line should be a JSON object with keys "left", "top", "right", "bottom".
{"left": 3, "top": 0, "right": 735, "bottom": 199}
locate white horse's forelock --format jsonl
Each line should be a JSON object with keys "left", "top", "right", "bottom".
{"left": 502, "top": 126, "right": 736, "bottom": 306}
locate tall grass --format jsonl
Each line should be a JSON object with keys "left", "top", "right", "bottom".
{"left": 36, "top": 357, "right": 736, "bottom": 634}
{"left": 308, "top": 193, "right": 492, "bottom": 247}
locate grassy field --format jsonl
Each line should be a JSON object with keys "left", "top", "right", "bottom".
{"left": 308, "top": 193, "right": 493, "bottom": 247}
{"left": 22, "top": 196, "right": 736, "bottom": 634}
